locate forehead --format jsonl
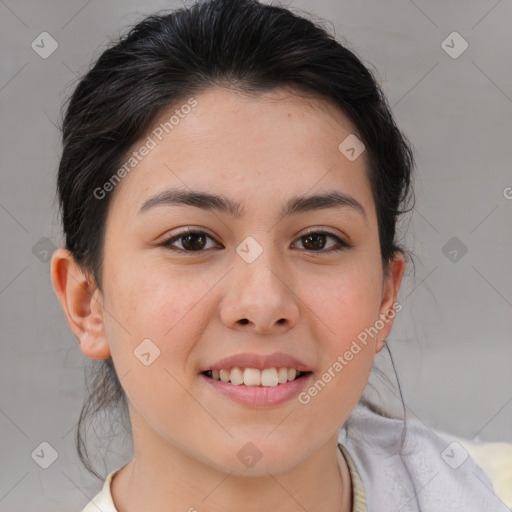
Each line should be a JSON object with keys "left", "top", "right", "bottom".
{"left": 108, "top": 86, "right": 375, "bottom": 222}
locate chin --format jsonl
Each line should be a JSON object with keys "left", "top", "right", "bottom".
{"left": 203, "top": 437, "right": 309, "bottom": 477}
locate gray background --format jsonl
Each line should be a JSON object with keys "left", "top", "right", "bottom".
{"left": 1, "top": 0, "right": 511, "bottom": 510}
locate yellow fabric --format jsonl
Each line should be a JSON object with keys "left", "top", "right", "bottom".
{"left": 82, "top": 468, "right": 120, "bottom": 512}
{"left": 339, "top": 443, "right": 368, "bottom": 512}
{"left": 456, "top": 437, "right": 512, "bottom": 510}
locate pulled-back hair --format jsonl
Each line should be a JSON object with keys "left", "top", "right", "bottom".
{"left": 56, "top": 0, "right": 415, "bottom": 479}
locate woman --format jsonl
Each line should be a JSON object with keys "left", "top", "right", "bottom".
{"left": 50, "top": 0, "right": 509, "bottom": 510}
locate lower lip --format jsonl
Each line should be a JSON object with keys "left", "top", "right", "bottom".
{"left": 200, "top": 372, "right": 313, "bottom": 407}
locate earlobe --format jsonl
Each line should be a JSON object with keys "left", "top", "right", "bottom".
{"left": 50, "top": 248, "right": 111, "bottom": 359}
{"left": 375, "top": 252, "right": 406, "bottom": 354}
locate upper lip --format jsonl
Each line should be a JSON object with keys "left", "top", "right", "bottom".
{"left": 200, "top": 352, "right": 311, "bottom": 373}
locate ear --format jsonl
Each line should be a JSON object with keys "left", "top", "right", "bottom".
{"left": 50, "top": 248, "right": 111, "bottom": 359}
{"left": 375, "top": 251, "right": 406, "bottom": 354}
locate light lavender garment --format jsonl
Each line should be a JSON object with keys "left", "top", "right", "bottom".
{"left": 339, "top": 402, "right": 508, "bottom": 511}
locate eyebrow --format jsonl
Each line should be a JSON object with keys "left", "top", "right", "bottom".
{"left": 138, "top": 188, "right": 367, "bottom": 222}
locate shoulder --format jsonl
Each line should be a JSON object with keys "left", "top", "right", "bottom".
{"left": 340, "top": 403, "right": 512, "bottom": 511}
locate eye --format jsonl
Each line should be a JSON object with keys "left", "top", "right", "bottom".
{"left": 159, "top": 229, "right": 220, "bottom": 253}
{"left": 159, "top": 228, "right": 352, "bottom": 254}
{"left": 292, "top": 230, "right": 351, "bottom": 252}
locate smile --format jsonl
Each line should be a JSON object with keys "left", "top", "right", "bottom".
{"left": 202, "top": 367, "right": 309, "bottom": 387}
{"left": 200, "top": 369, "right": 313, "bottom": 407}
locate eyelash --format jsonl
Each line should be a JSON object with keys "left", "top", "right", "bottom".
{"left": 159, "top": 228, "right": 353, "bottom": 254}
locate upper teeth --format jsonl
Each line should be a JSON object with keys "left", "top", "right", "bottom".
{"left": 209, "top": 367, "right": 302, "bottom": 387}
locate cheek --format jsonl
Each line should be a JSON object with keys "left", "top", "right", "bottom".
{"left": 103, "top": 258, "right": 216, "bottom": 377}
{"left": 297, "top": 276, "right": 378, "bottom": 429}
{"left": 106, "top": 256, "right": 201, "bottom": 333}
{"left": 302, "top": 255, "right": 382, "bottom": 400}
{"left": 101, "top": 265, "right": 211, "bottom": 425}
{"left": 326, "top": 282, "right": 381, "bottom": 346}
{"left": 308, "top": 256, "right": 383, "bottom": 341}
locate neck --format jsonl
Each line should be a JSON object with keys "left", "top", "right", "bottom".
{"left": 111, "top": 420, "right": 352, "bottom": 512}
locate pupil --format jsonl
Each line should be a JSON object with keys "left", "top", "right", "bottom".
{"left": 304, "top": 233, "right": 325, "bottom": 250}
{"left": 183, "top": 233, "right": 205, "bottom": 251}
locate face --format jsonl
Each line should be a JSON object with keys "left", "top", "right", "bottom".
{"left": 55, "top": 86, "right": 404, "bottom": 476}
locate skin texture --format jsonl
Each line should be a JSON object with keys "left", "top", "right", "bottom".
{"left": 51, "top": 86, "right": 405, "bottom": 512}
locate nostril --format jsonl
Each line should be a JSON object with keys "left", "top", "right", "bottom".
{"left": 239, "top": 318, "right": 249, "bottom": 325}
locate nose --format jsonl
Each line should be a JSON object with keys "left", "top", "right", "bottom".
{"left": 219, "top": 245, "right": 300, "bottom": 334}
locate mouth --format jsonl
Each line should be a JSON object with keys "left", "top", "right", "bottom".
{"left": 200, "top": 368, "right": 314, "bottom": 407}
{"left": 200, "top": 367, "right": 312, "bottom": 387}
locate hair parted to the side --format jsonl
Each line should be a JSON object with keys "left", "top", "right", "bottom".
{"left": 55, "top": 0, "right": 415, "bottom": 479}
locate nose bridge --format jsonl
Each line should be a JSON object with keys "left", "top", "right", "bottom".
{"left": 236, "top": 235, "right": 287, "bottom": 298}
{"left": 220, "top": 234, "right": 299, "bottom": 332}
